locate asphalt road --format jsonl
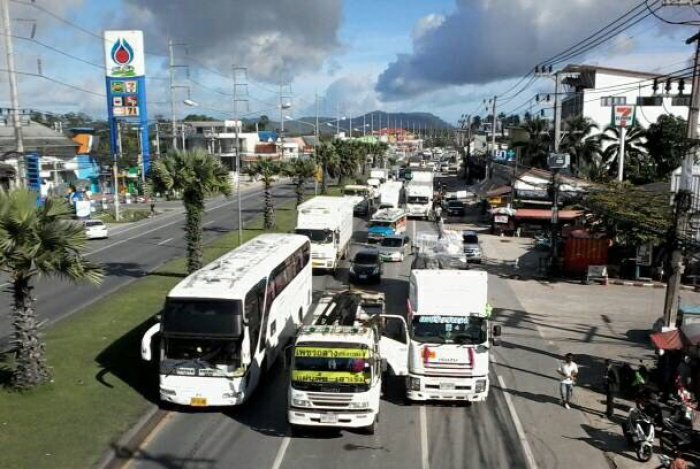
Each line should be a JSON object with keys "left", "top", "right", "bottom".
{"left": 0, "top": 182, "right": 296, "bottom": 349}
{"left": 125, "top": 215, "right": 529, "bottom": 469}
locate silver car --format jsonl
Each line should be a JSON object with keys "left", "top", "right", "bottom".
{"left": 462, "top": 230, "right": 481, "bottom": 263}
{"left": 379, "top": 235, "right": 411, "bottom": 262}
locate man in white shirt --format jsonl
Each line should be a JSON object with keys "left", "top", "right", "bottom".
{"left": 557, "top": 353, "right": 578, "bottom": 409}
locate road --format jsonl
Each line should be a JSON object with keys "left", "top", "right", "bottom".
{"left": 0, "top": 182, "right": 296, "bottom": 348}
{"left": 124, "top": 214, "right": 530, "bottom": 469}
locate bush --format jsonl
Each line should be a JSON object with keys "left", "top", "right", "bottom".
{"left": 98, "top": 209, "right": 151, "bottom": 223}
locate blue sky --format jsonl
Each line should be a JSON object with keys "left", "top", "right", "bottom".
{"left": 1, "top": 0, "right": 698, "bottom": 125}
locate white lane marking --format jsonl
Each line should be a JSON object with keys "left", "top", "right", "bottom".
{"left": 497, "top": 374, "right": 538, "bottom": 469}
{"left": 203, "top": 220, "right": 215, "bottom": 227}
{"left": 84, "top": 190, "right": 263, "bottom": 257}
{"left": 270, "top": 436, "right": 291, "bottom": 469}
{"left": 156, "top": 237, "right": 174, "bottom": 246}
{"left": 419, "top": 405, "right": 430, "bottom": 469}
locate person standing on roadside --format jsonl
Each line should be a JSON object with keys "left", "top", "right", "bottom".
{"left": 557, "top": 353, "right": 578, "bottom": 409}
{"left": 604, "top": 359, "right": 620, "bottom": 418}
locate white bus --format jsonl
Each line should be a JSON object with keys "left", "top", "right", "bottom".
{"left": 141, "top": 233, "right": 312, "bottom": 407}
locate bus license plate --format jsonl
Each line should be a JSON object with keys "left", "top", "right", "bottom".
{"left": 190, "top": 397, "right": 208, "bottom": 407}
{"left": 320, "top": 413, "right": 337, "bottom": 424}
{"left": 359, "top": 274, "right": 367, "bottom": 279}
{"left": 440, "top": 383, "right": 455, "bottom": 391}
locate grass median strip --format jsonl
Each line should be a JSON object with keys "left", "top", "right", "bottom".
{"left": 0, "top": 203, "right": 297, "bottom": 469}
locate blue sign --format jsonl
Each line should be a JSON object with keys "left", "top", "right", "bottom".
{"left": 104, "top": 31, "right": 151, "bottom": 175}
{"left": 25, "top": 152, "right": 41, "bottom": 192}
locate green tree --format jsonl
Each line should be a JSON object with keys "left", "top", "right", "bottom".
{"left": 246, "top": 157, "right": 281, "bottom": 229}
{"left": 283, "top": 158, "right": 316, "bottom": 206}
{"left": 0, "top": 190, "right": 103, "bottom": 390}
{"left": 315, "top": 142, "right": 338, "bottom": 195}
{"left": 645, "top": 114, "right": 689, "bottom": 181}
{"left": 599, "top": 125, "right": 647, "bottom": 182}
{"left": 151, "top": 150, "right": 231, "bottom": 273}
{"left": 183, "top": 114, "right": 217, "bottom": 122}
{"left": 258, "top": 115, "right": 270, "bottom": 131}
{"left": 584, "top": 182, "right": 672, "bottom": 247}
{"left": 560, "top": 116, "right": 600, "bottom": 178}
{"left": 513, "top": 118, "right": 550, "bottom": 169}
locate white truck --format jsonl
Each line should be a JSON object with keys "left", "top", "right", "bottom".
{"left": 295, "top": 196, "right": 354, "bottom": 272}
{"left": 405, "top": 170, "right": 434, "bottom": 219}
{"left": 379, "top": 181, "right": 403, "bottom": 209}
{"left": 287, "top": 290, "right": 403, "bottom": 434}
{"left": 380, "top": 269, "right": 501, "bottom": 403}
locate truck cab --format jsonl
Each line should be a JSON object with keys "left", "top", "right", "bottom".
{"left": 287, "top": 290, "right": 407, "bottom": 435}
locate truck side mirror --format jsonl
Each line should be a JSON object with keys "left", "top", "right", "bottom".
{"left": 283, "top": 345, "right": 294, "bottom": 370}
{"left": 381, "top": 358, "right": 388, "bottom": 373}
{"left": 493, "top": 325, "right": 502, "bottom": 337}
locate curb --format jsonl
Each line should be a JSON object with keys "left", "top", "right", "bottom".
{"left": 608, "top": 279, "right": 700, "bottom": 291}
{"left": 95, "top": 405, "right": 169, "bottom": 469}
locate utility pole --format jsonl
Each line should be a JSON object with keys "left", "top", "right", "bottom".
{"left": 154, "top": 123, "right": 161, "bottom": 157}
{"left": 1, "top": 0, "right": 25, "bottom": 186}
{"left": 315, "top": 91, "right": 320, "bottom": 195}
{"left": 663, "top": 28, "right": 700, "bottom": 327}
{"left": 169, "top": 39, "right": 177, "bottom": 151}
{"left": 113, "top": 121, "right": 122, "bottom": 221}
{"left": 233, "top": 66, "right": 249, "bottom": 245}
{"left": 336, "top": 103, "right": 341, "bottom": 136}
{"left": 553, "top": 71, "right": 563, "bottom": 153}
{"left": 363, "top": 113, "right": 366, "bottom": 137}
{"left": 370, "top": 113, "right": 374, "bottom": 135}
{"left": 484, "top": 96, "right": 497, "bottom": 181}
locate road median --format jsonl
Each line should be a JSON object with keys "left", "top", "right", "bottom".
{"left": 0, "top": 202, "right": 297, "bottom": 469}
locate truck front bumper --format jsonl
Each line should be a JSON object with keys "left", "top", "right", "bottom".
{"left": 311, "top": 258, "right": 336, "bottom": 270}
{"left": 406, "top": 374, "right": 488, "bottom": 402}
{"left": 288, "top": 408, "right": 375, "bottom": 428}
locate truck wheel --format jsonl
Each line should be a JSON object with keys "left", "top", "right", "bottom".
{"left": 362, "top": 419, "right": 376, "bottom": 435}
{"left": 289, "top": 423, "right": 303, "bottom": 437}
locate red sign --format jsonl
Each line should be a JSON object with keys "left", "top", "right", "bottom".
{"left": 613, "top": 105, "right": 635, "bottom": 128}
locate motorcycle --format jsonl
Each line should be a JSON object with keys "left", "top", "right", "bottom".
{"left": 622, "top": 408, "right": 655, "bottom": 462}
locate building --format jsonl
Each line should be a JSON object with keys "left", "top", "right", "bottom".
{"left": 561, "top": 64, "right": 690, "bottom": 131}
{"left": 0, "top": 116, "right": 81, "bottom": 192}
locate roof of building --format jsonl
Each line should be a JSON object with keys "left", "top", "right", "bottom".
{"left": 562, "top": 64, "right": 659, "bottom": 79}
{"left": 0, "top": 120, "right": 78, "bottom": 157}
{"left": 258, "top": 131, "right": 278, "bottom": 142}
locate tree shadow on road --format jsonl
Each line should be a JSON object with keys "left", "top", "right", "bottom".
{"left": 110, "top": 444, "right": 216, "bottom": 469}
{"left": 101, "top": 261, "right": 148, "bottom": 279}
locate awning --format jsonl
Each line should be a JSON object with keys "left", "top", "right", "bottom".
{"left": 487, "top": 185, "right": 512, "bottom": 197}
{"left": 514, "top": 209, "right": 583, "bottom": 221}
{"left": 651, "top": 329, "right": 686, "bottom": 351}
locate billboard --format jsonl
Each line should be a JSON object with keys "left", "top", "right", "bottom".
{"left": 103, "top": 30, "right": 151, "bottom": 175}
{"left": 612, "top": 105, "right": 635, "bottom": 128}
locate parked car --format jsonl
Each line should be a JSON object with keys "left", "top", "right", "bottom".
{"left": 446, "top": 200, "right": 466, "bottom": 217}
{"left": 349, "top": 249, "right": 383, "bottom": 283}
{"left": 84, "top": 219, "right": 109, "bottom": 239}
{"left": 379, "top": 235, "right": 411, "bottom": 262}
{"left": 462, "top": 230, "right": 481, "bottom": 263}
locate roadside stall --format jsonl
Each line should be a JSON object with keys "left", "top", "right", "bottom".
{"left": 491, "top": 207, "right": 516, "bottom": 236}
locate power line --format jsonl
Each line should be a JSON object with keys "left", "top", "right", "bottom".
{"left": 0, "top": 68, "right": 105, "bottom": 97}
{"left": 645, "top": 0, "right": 700, "bottom": 25}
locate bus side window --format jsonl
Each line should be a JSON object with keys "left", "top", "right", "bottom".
{"left": 302, "top": 242, "right": 310, "bottom": 267}
{"left": 259, "top": 280, "right": 275, "bottom": 352}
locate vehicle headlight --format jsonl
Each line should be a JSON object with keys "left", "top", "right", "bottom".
{"left": 292, "top": 398, "right": 311, "bottom": 408}
{"left": 410, "top": 377, "right": 421, "bottom": 391}
{"left": 349, "top": 401, "right": 370, "bottom": 409}
{"left": 475, "top": 379, "right": 487, "bottom": 393}
{"left": 160, "top": 388, "right": 176, "bottom": 396}
{"left": 372, "top": 267, "right": 380, "bottom": 274}
{"left": 349, "top": 266, "right": 356, "bottom": 274}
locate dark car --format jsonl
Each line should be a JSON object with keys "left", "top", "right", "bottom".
{"left": 446, "top": 200, "right": 466, "bottom": 216}
{"left": 349, "top": 250, "right": 382, "bottom": 284}
{"left": 462, "top": 230, "right": 482, "bottom": 263}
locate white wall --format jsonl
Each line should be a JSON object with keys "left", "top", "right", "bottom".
{"left": 581, "top": 71, "right": 690, "bottom": 131}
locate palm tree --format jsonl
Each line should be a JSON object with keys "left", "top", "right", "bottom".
{"left": 513, "top": 118, "right": 551, "bottom": 169}
{"left": 333, "top": 139, "right": 358, "bottom": 185}
{"left": 246, "top": 157, "right": 281, "bottom": 229}
{"left": 0, "top": 189, "right": 103, "bottom": 390}
{"left": 151, "top": 150, "right": 231, "bottom": 273}
{"left": 560, "top": 116, "right": 600, "bottom": 177}
{"left": 315, "top": 142, "right": 338, "bottom": 195}
{"left": 599, "top": 125, "right": 647, "bottom": 181}
{"left": 283, "top": 158, "right": 316, "bottom": 206}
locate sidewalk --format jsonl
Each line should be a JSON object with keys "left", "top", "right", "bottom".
{"left": 445, "top": 216, "right": 700, "bottom": 468}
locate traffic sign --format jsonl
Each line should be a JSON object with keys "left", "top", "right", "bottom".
{"left": 613, "top": 105, "right": 635, "bottom": 128}
{"left": 25, "top": 153, "right": 41, "bottom": 192}
{"left": 548, "top": 153, "right": 570, "bottom": 169}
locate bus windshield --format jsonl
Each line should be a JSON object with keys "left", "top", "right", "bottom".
{"left": 411, "top": 315, "right": 486, "bottom": 345}
{"left": 294, "top": 228, "right": 334, "bottom": 243}
{"left": 369, "top": 220, "right": 392, "bottom": 228}
{"left": 163, "top": 298, "right": 243, "bottom": 337}
{"left": 291, "top": 344, "right": 373, "bottom": 392}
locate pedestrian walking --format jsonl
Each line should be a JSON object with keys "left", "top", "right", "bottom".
{"left": 604, "top": 359, "right": 620, "bottom": 418}
{"left": 150, "top": 199, "right": 156, "bottom": 218}
{"left": 557, "top": 353, "right": 578, "bottom": 409}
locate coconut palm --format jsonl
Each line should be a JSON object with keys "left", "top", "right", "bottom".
{"left": 599, "top": 125, "right": 647, "bottom": 181}
{"left": 560, "top": 116, "right": 600, "bottom": 177}
{"left": 513, "top": 118, "right": 551, "bottom": 169}
{"left": 151, "top": 150, "right": 231, "bottom": 273}
{"left": 315, "top": 142, "right": 338, "bottom": 195}
{"left": 246, "top": 157, "right": 281, "bottom": 229}
{"left": 0, "top": 189, "right": 103, "bottom": 390}
{"left": 333, "top": 139, "right": 358, "bottom": 185}
{"left": 283, "top": 158, "right": 316, "bottom": 206}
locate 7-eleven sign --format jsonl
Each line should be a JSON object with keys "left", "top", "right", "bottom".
{"left": 613, "top": 105, "right": 636, "bottom": 128}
